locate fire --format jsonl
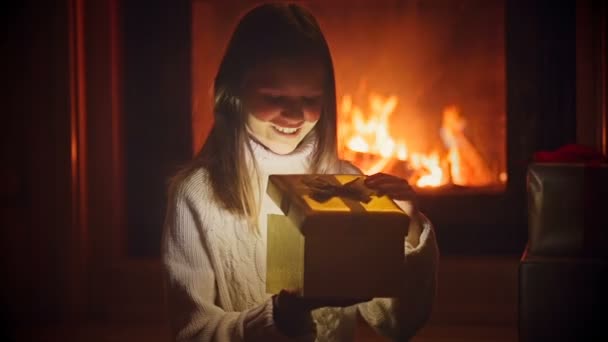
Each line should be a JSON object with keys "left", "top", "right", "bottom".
{"left": 338, "top": 93, "right": 495, "bottom": 188}
{"left": 410, "top": 152, "right": 443, "bottom": 187}
{"left": 440, "top": 105, "right": 494, "bottom": 186}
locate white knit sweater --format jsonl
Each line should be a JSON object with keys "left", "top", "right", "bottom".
{"left": 161, "top": 136, "right": 439, "bottom": 342}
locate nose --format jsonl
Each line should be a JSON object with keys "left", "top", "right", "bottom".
{"left": 280, "top": 100, "right": 305, "bottom": 122}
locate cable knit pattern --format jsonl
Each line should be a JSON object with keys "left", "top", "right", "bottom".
{"left": 162, "top": 136, "right": 439, "bottom": 342}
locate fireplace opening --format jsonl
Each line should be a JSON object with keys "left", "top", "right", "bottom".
{"left": 326, "top": 1, "right": 506, "bottom": 193}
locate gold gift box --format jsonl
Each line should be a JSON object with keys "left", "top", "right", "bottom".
{"left": 266, "top": 174, "right": 409, "bottom": 298}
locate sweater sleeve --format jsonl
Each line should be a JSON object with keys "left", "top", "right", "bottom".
{"left": 337, "top": 160, "right": 439, "bottom": 340}
{"left": 161, "top": 180, "right": 315, "bottom": 342}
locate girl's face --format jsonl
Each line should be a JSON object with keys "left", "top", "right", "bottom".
{"left": 242, "top": 59, "right": 324, "bottom": 155}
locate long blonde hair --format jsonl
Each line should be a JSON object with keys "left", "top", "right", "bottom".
{"left": 173, "top": 3, "right": 339, "bottom": 226}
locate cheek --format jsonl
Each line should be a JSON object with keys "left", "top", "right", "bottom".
{"left": 304, "top": 107, "right": 322, "bottom": 122}
{"left": 251, "top": 110, "right": 275, "bottom": 122}
{"left": 248, "top": 102, "right": 279, "bottom": 122}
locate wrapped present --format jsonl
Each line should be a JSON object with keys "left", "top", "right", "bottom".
{"left": 519, "top": 249, "right": 608, "bottom": 341}
{"left": 266, "top": 174, "right": 409, "bottom": 298}
{"left": 527, "top": 162, "right": 608, "bottom": 257}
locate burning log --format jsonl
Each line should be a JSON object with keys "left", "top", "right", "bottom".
{"left": 440, "top": 106, "right": 494, "bottom": 186}
{"left": 338, "top": 92, "right": 497, "bottom": 189}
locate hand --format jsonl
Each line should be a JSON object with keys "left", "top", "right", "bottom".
{"left": 364, "top": 173, "right": 417, "bottom": 212}
{"left": 276, "top": 289, "right": 370, "bottom": 312}
{"left": 272, "top": 289, "right": 370, "bottom": 337}
{"left": 364, "top": 173, "right": 423, "bottom": 246}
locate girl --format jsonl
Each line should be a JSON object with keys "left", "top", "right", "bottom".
{"left": 162, "top": 3, "right": 439, "bottom": 342}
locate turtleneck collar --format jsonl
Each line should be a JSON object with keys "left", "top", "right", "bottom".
{"left": 248, "top": 132, "right": 317, "bottom": 176}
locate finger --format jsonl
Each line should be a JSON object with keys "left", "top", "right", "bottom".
{"left": 368, "top": 183, "right": 414, "bottom": 196}
{"left": 365, "top": 172, "right": 390, "bottom": 180}
{"left": 375, "top": 185, "right": 417, "bottom": 198}
{"left": 364, "top": 173, "right": 397, "bottom": 185}
{"left": 382, "top": 188, "right": 416, "bottom": 197}
{"left": 365, "top": 176, "right": 410, "bottom": 188}
{"left": 365, "top": 178, "right": 411, "bottom": 189}
{"left": 374, "top": 182, "right": 414, "bottom": 191}
{"left": 367, "top": 181, "right": 412, "bottom": 192}
{"left": 281, "top": 288, "right": 302, "bottom": 296}
{"left": 297, "top": 295, "right": 375, "bottom": 311}
{"left": 335, "top": 298, "right": 372, "bottom": 306}
{"left": 373, "top": 188, "right": 416, "bottom": 200}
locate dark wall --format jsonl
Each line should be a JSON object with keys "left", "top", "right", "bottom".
{"left": 2, "top": 0, "right": 74, "bottom": 330}
{"left": 507, "top": 0, "right": 577, "bottom": 157}
{"left": 2, "top": 0, "right": 194, "bottom": 329}
{"left": 122, "top": 0, "right": 192, "bottom": 258}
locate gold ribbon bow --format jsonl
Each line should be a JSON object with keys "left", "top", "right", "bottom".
{"left": 301, "top": 176, "right": 375, "bottom": 204}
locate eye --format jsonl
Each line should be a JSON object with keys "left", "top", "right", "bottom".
{"left": 263, "top": 95, "right": 286, "bottom": 104}
{"left": 302, "top": 96, "right": 322, "bottom": 107}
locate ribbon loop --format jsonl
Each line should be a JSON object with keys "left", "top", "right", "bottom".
{"left": 302, "top": 176, "right": 375, "bottom": 203}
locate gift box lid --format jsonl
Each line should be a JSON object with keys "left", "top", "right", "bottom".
{"left": 267, "top": 174, "right": 409, "bottom": 236}
{"left": 527, "top": 162, "right": 608, "bottom": 185}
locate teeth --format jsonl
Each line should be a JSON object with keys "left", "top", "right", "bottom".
{"left": 273, "top": 125, "right": 299, "bottom": 134}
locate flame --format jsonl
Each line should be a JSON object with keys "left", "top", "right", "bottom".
{"left": 396, "top": 141, "right": 408, "bottom": 160}
{"left": 440, "top": 106, "right": 494, "bottom": 186}
{"left": 347, "top": 136, "right": 369, "bottom": 153}
{"left": 411, "top": 152, "right": 444, "bottom": 187}
{"left": 338, "top": 92, "right": 497, "bottom": 188}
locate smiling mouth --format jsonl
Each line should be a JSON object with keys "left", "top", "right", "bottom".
{"left": 272, "top": 125, "right": 301, "bottom": 136}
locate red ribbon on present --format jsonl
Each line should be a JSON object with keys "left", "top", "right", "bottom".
{"left": 533, "top": 144, "right": 607, "bottom": 164}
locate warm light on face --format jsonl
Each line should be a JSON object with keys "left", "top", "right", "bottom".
{"left": 243, "top": 59, "right": 325, "bottom": 155}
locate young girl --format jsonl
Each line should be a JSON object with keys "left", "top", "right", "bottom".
{"left": 162, "top": 3, "right": 438, "bottom": 341}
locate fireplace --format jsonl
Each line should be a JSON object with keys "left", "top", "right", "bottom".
{"left": 119, "top": 0, "right": 604, "bottom": 257}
